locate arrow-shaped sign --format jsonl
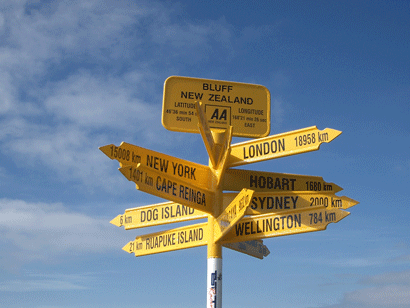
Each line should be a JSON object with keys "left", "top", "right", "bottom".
{"left": 123, "top": 222, "right": 208, "bottom": 257}
{"left": 221, "top": 208, "right": 350, "bottom": 244}
{"left": 214, "top": 189, "right": 254, "bottom": 242}
{"left": 122, "top": 220, "right": 269, "bottom": 258}
{"left": 119, "top": 164, "right": 216, "bottom": 214}
{"left": 100, "top": 142, "right": 215, "bottom": 190}
{"left": 223, "top": 169, "right": 343, "bottom": 193}
{"left": 227, "top": 126, "right": 342, "bottom": 168}
{"left": 110, "top": 201, "right": 208, "bottom": 230}
{"left": 224, "top": 240, "right": 270, "bottom": 259}
{"left": 222, "top": 192, "right": 357, "bottom": 215}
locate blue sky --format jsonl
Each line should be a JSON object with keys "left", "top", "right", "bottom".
{"left": 0, "top": 0, "right": 409, "bottom": 307}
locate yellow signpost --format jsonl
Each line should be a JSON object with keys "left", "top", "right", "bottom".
{"left": 162, "top": 76, "right": 271, "bottom": 138}
{"left": 227, "top": 192, "right": 358, "bottom": 215}
{"left": 99, "top": 142, "right": 215, "bottom": 190}
{"left": 223, "top": 168, "right": 343, "bottom": 193}
{"left": 227, "top": 126, "right": 342, "bottom": 168}
{"left": 100, "top": 76, "right": 358, "bottom": 308}
{"left": 221, "top": 208, "right": 350, "bottom": 244}
{"left": 214, "top": 189, "right": 254, "bottom": 242}
{"left": 119, "top": 164, "right": 216, "bottom": 215}
{"left": 110, "top": 201, "right": 207, "bottom": 230}
{"left": 123, "top": 222, "right": 208, "bottom": 257}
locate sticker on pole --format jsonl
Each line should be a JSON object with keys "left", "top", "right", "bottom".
{"left": 162, "top": 76, "right": 271, "bottom": 138}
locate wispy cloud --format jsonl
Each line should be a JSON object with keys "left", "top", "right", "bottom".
{"left": 320, "top": 270, "right": 410, "bottom": 308}
{"left": 0, "top": 278, "right": 88, "bottom": 292}
{"left": 0, "top": 199, "right": 128, "bottom": 269}
{"left": 0, "top": 0, "right": 246, "bottom": 190}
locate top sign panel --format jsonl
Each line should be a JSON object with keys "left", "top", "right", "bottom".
{"left": 162, "top": 76, "right": 271, "bottom": 138}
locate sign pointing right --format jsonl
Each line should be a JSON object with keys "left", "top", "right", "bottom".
{"left": 227, "top": 126, "right": 342, "bottom": 168}
{"left": 221, "top": 208, "right": 350, "bottom": 244}
{"left": 223, "top": 168, "right": 343, "bottom": 193}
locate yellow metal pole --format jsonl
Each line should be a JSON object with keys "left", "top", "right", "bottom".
{"left": 206, "top": 129, "right": 225, "bottom": 308}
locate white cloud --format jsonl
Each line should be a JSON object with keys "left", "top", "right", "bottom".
{"left": 344, "top": 285, "right": 410, "bottom": 307}
{"left": 0, "top": 199, "right": 128, "bottom": 268}
{"left": 0, "top": 278, "right": 88, "bottom": 292}
{"left": 320, "top": 270, "right": 410, "bottom": 308}
{"left": 361, "top": 270, "right": 410, "bottom": 286}
{"left": 43, "top": 70, "right": 157, "bottom": 129}
{"left": 0, "top": 0, "right": 266, "bottom": 191}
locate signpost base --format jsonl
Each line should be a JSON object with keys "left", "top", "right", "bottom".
{"left": 207, "top": 257, "right": 222, "bottom": 308}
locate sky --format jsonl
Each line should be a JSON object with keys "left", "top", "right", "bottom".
{"left": 0, "top": 0, "right": 409, "bottom": 307}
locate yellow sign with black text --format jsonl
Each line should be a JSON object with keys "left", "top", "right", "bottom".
{"left": 223, "top": 169, "right": 343, "bottom": 193}
{"left": 227, "top": 126, "right": 342, "bottom": 168}
{"left": 110, "top": 201, "right": 208, "bottom": 230}
{"left": 119, "top": 164, "right": 215, "bottom": 215}
{"left": 214, "top": 189, "right": 254, "bottom": 242}
{"left": 162, "top": 76, "right": 270, "bottom": 138}
{"left": 221, "top": 208, "right": 350, "bottom": 244}
{"left": 100, "top": 142, "right": 215, "bottom": 190}
{"left": 123, "top": 222, "right": 208, "bottom": 257}
{"left": 240, "top": 192, "right": 358, "bottom": 215}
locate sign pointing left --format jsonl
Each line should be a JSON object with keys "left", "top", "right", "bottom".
{"left": 110, "top": 201, "right": 208, "bottom": 230}
{"left": 119, "top": 164, "right": 216, "bottom": 215}
{"left": 124, "top": 222, "right": 208, "bottom": 257}
{"left": 99, "top": 142, "right": 215, "bottom": 190}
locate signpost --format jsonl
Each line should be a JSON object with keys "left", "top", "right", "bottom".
{"left": 214, "top": 188, "right": 254, "bottom": 242}
{"left": 232, "top": 192, "right": 358, "bottom": 215}
{"left": 223, "top": 168, "right": 343, "bottom": 193}
{"left": 162, "top": 76, "right": 271, "bottom": 138}
{"left": 227, "top": 126, "right": 342, "bottom": 168}
{"left": 110, "top": 201, "right": 207, "bottom": 229}
{"left": 119, "top": 164, "right": 216, "bottom": 215}
{"left": 221, "top": 208, "right": 350, "bottom": 244}
{"left": 99, "top": 142, "right": 215, "bottom": 190}
{"left": 100, "top": 76, "right": 358, "bottom": 308}
{"left": 123, "top": 222, "right": 208, "bottom": 257}
{"left": 223, "top": 240, "right": 270, "bottom": 260}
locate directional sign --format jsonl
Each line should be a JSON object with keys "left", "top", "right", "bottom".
{"left": 110, "top": 201, "right": 208, "bottom": 230}
{"left": 119, "top": 164, "right": 216, "bottom": 214}
{"left": 214, "top": 189, "right": 254, "bottom": 242}
{"left": 243, "top": 192, "right": 358, "bottom": 215}
{"left": 223, "top": 240, "right": 270, "bottom": 259}
{"left": 162, "top": 76, "right": 271, "bottom": 138}
{"left": 222, "top": 192, "right": 357, "bottom": 215}
{"left": 223, "top": 169, "right": 343, "bottom": 193}
{"left": 99, "top": 142, "right": 215, "bottom": 190}
{"left": 221, "top": 208, "right": 350, "bottom": 244}
{"left": 123, "top": 222, "right": 208, "bottom": 257}
{"left": 227, "top": 126, "right": 342, "bottom": 168}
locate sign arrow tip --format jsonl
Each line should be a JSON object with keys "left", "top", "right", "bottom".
{"left": 99, "top": 144, "right": 113, "bottom": 158}
{"left": 122, "top": 242, "right": 133, "bottom": 254}
{"left": 110, "top": 215, "right": 122, "bottom": 227}
{"left": 118, "top": 166, "right": 132, "bottom": 181}
{"left": 343, "top": 197, "right": 360, "bottom": 209}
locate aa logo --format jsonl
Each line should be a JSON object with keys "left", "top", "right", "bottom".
{"left": 210, "top": 108, "right": 227, "bottom": 120}
{"left": 205, "top": 105, "right": 231, "bottom": 128}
